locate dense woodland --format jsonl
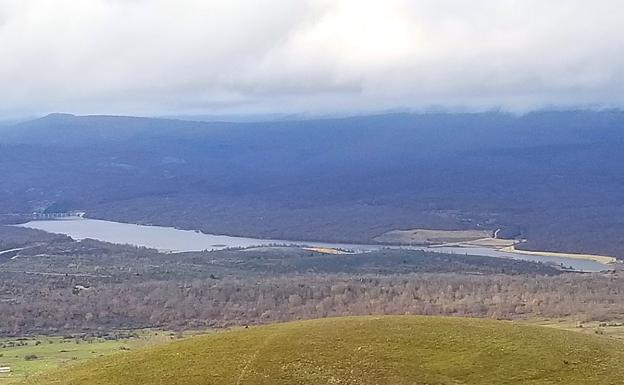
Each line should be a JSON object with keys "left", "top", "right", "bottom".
{"left": 0, "top": 226, "right": 622, "bottom": 336}
{"left": 2, "top": 111, "right": 624, "bottom": 256}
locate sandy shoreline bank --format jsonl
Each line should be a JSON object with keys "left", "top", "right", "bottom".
{"left": 500, "top": 245, "right": 617, "bottom": 265}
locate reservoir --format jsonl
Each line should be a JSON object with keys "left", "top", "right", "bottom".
{"left": 17, "top": 217, "right": 610, "bottom": 272}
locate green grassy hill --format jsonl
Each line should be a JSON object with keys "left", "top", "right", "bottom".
{"left": 26, "top": 316, "right": 624, "bottom": 385}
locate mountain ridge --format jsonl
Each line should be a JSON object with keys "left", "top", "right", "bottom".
{"left": 2, "top": 110, "right": 624, "bottom": 256}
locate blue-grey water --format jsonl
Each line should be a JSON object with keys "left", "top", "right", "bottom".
{"left": 16, "top": 217, "right": 609, "bottom": 272}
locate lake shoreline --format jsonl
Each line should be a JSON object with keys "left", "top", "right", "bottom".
{"left": 13, "top": 217, "right": 615, "bottom": 272}
{"left": 500, "top": 245, "right": 617, "bottom": 265}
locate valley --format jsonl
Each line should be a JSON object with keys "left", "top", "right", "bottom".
{"left": 3, "top": 2, "right": 624, "bottom": 382}
{"left": 14, "top": 217, "right": 615, "bottom": 272}
{"left": 2, "top": 112, "right": 624, "bottom": 384}
{"left": 4, "top": 112, "right": 624, "bottom": 258}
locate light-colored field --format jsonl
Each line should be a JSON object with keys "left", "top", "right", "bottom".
{"left": 0, "top": 331, "right": 199, "bottom": 385}
{"left": 374, "top": 229, "right": 493, "bottom": 245}
{"left": 500, "top": 245, "right": 617, "bottom": 265}
{"left": 458, "top": 237, "right": 518, "bottom": 248}
{"left": 26, "top": 316, "right": 624, "bottom": 385}
{"left": 524, "top": 319, "right": 624, "bottom": 341}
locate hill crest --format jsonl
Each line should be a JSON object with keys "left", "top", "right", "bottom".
{"left": 28, "top": 316, "right": 624, "bottom": 385}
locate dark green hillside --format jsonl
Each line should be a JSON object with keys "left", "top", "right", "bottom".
{"left": 28, "top": 316, "right": 624, "bottom": 385}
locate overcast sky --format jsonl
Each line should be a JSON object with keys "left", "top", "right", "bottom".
{"left": 1, "top": 0, "right": 624, "bottom": 118}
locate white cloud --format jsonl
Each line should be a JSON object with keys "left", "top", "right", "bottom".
{"left": 1, "top": 0, "right": 623, "bottom": 117}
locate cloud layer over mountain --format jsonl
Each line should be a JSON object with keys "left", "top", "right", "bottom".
{"left": 1, "top": 0, "right": 623, "bottom": 117}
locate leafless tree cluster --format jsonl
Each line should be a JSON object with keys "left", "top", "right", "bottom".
{"left": 1, "top": 272, "right": 622, "bottom": 336}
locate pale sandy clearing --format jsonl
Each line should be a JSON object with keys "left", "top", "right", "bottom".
{"left": 500, "top": 245, "right": 617, "bottom": 265}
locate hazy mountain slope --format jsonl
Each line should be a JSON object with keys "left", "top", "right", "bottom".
{"left": 27, "top": 316, "right": 624, "bottom": 385}
{"left": 2, "top": 111, "right": 624, "bottom": 255}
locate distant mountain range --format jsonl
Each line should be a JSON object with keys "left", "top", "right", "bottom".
{"left": 2, "top": 110, "right": 624, "bottom": 256}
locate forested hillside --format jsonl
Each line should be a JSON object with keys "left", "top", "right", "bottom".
{"left": 2, "top": 111, "right": 624, "bottom": 256}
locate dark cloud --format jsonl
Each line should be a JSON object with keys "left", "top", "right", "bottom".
{"left": 1, "top": 0, "right": 623, "bottom": 117}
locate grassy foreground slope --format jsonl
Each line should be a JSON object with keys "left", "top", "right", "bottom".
{"left": 28, "top": 316, "right": 624, "bottom": 385}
